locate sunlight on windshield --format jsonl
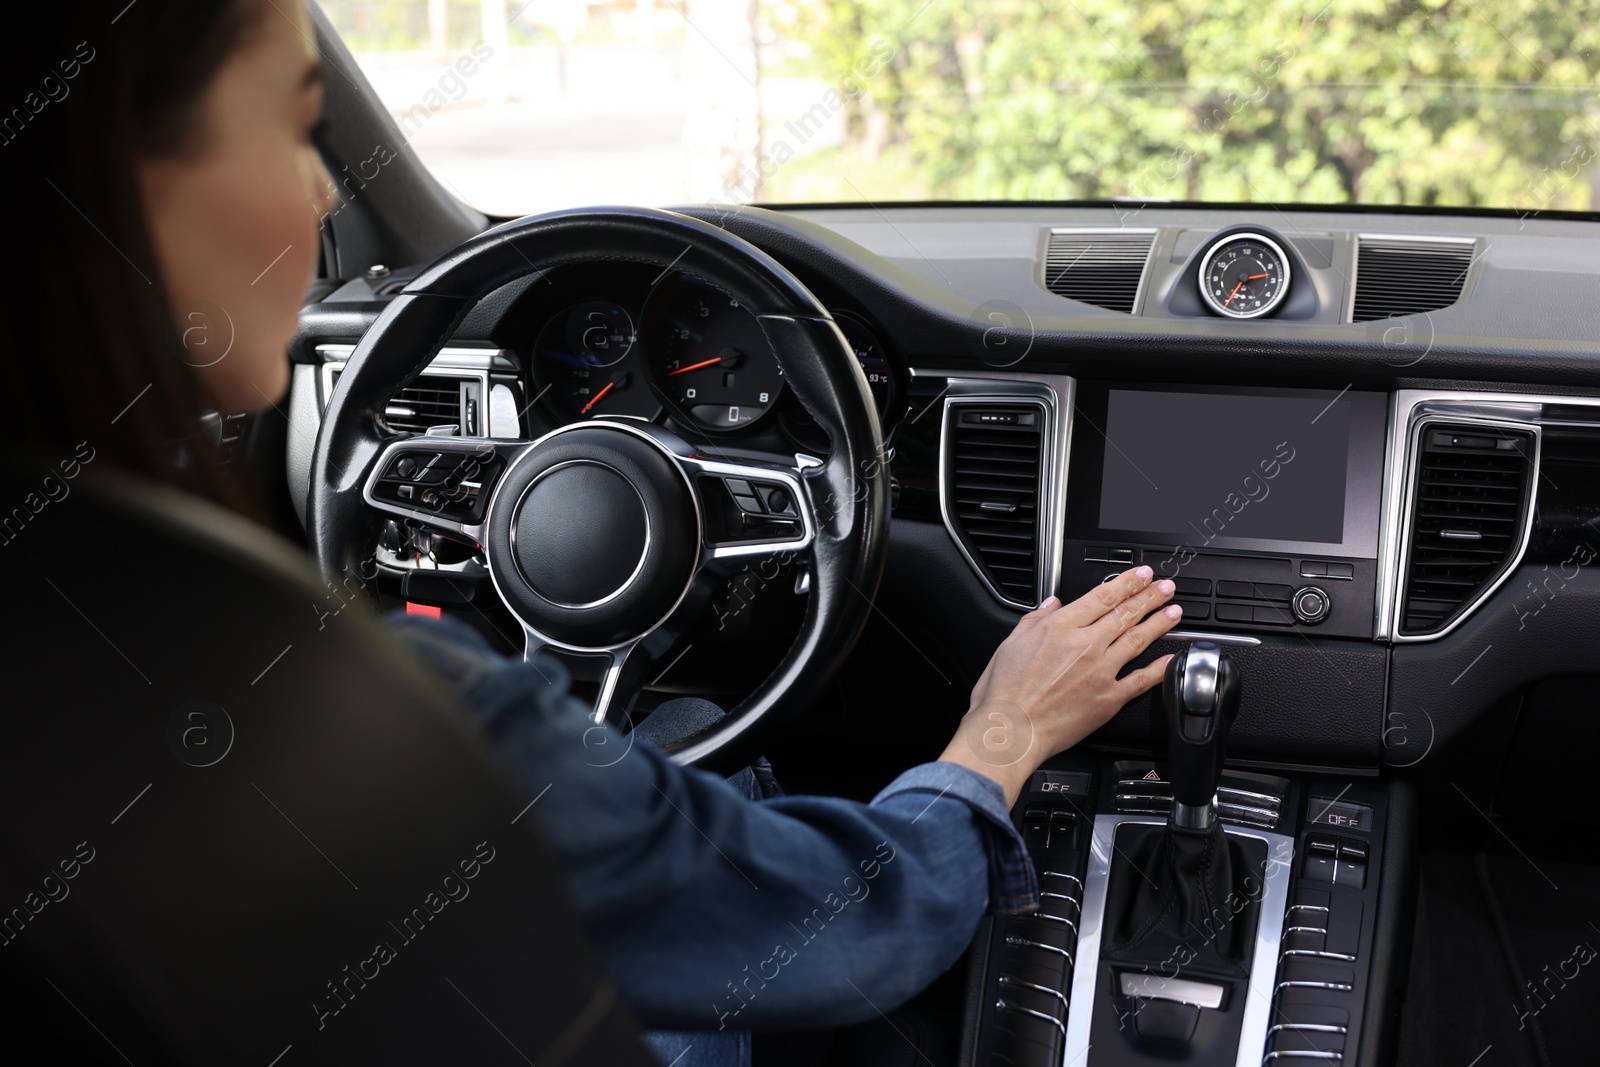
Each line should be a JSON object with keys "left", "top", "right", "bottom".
{"left": 318, "top": 1, "right": 1600, "bottom": 217}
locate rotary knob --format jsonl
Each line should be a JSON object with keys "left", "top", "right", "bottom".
{"left": 1292, "top": 585, "right": 1331, "bottom": 624}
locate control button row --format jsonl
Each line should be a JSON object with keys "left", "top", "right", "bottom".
{"left": 1217, "top": 580, "right": 1294, "bottom": 603}
{"left": 1301, "top": 834, "right": 1368, "bottom": 889}
{"left": 1216, "top": 603, "right": 1295, "bottom": 625}
{"left": 723, "top": 477, "right": 796, "bottom": 517}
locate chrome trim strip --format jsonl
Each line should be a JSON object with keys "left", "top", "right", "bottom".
{"left": 1166, "top": 630, "right": 1262, "bottom": 646}
{"left": 1043, "top": 871, "right": 1084, "bottom": 893}
{"left": 1032, "top": 913, "right": 1078, "bottom": 935}
{"left": 998, "top": 974, "right": 1070, "bottom": 1013}
{"left": 1268, "top": 1023, "right": 1348, "bottom": 1037}
{"left": 1387, "top": 399, "right": 1542, "bottom": 642}
{"left": 1064, "top": 814, "right": 1295, "bottom": 1067}
{"left": 1282, "top": 948, "right": 1358, "bottom": 962}
{"left": 924, "top": 372, "right": 1074, "bottom": 610}
{"left": 1373, "top": 390, "right": 1402, "bottom": 640}
{"left": 995, "top": 997, "right": 1067, "bottom": 1038}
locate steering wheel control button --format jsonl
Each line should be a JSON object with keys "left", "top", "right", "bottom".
{"left": 517, "top": 463, "right": 649, "bottom": 607}
{"left": 1292, "top": 586, "right": 1331, "bottom": 624}
{"left": 375, "top": 446, "right": 503, "bottom": 525}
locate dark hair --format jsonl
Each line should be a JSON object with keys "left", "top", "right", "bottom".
{"left": 0, "top": 0, "right": 271, "bottom": 510}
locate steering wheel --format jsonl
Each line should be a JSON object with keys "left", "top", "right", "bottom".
{"left": 308, "top": 207, "right": 889, "bottom": 773}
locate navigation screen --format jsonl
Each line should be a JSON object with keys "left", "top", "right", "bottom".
{"left": 1097, "top": 389, "right": 1351, "bottom": 545}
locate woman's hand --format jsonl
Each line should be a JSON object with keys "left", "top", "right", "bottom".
{"left": 938, "top": 566, "right": 1182, "bottom": 805}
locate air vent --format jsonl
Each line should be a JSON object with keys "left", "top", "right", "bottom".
{"left": 1399, "top": 423, "right": 1535, "bottom": 635}
{"left": 1042, "top": 229, "right": 1154, "bottom": 313}
{"left": 383, "top": 375, "right": 466, "bottom": 434}
{"left": 1351, "top": 237, "right": 1475, "bottom": 322}
{"left": 943, "top": 403, "right": 1046, "bottom": 605}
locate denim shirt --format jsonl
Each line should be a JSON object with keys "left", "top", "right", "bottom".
{"left": 386, "top": 613, "right": 1038, "bottom": 1032}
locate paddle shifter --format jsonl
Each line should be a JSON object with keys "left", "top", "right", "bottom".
{"left": 1162, "top": 641, "right": 1241, "bottom": 831}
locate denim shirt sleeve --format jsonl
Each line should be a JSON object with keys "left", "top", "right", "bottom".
{"left": 384, "top": 612, "right": 1038, "bottom": 1031}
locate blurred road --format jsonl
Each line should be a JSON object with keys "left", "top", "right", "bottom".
{"left": 353, "top": 43, "right": 842, "bottom": 216}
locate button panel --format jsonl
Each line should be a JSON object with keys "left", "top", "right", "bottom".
{"left": 374, "top": 445, "right": 504, "bottom": 525}
{"left": 980, "top": 764, "right": 1092, "bottom": 1065}
{"left": 1217, "top": 580, "right": 1294, "bottom": 603}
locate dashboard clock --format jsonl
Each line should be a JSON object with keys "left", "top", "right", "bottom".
{"left": 1198, "top": 232, "right": 1292, "bottom": 319}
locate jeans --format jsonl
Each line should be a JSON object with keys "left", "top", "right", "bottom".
{"left": 633, "top": 698, "right": 782, "bottom": 1067}
{"left": 385, "top": 614, "right": 1036, "bottom": 1061}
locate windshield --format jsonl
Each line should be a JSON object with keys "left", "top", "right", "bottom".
{"left": 318, "top": 1, "right": 1600, "bottom": 218}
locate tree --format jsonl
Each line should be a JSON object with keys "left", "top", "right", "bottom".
{"left": 790, "top": 0, "right": 1600, "bottom": 210}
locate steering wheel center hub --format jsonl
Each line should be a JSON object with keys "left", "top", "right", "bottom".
{"left": 485, "top": 423, "right": 699, "bottom": 648}
{"left": 515, "top": 461, "right": 649, "bottom": 607}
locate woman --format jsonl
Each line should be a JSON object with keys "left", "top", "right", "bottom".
{"left": 1, "top": 1, "right": 1182, "bottom": 1062}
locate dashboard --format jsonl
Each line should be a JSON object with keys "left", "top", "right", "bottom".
{"left": 287, "top": 202, "right": 1600, "bottom": 771}
{"left": 510, "top": 260, "right": 903, "bottom": 451}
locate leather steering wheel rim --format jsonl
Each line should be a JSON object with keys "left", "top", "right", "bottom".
{"left": 308, "top": 206, "right": 889, "bottom": 773}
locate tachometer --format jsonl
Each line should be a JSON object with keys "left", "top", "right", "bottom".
{"left": 1198, "top": 233, "right": 1291, "bottom": 319}
{"left": 534, "top": 300, "right": 661, "bottom": 420}
{"left": 644, "top": 274, "right": 784, "bottom": 431}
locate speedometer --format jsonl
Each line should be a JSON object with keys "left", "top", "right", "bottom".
{"left": 1198, "top": 233, "right": 1291, "bottom": 319}
{"left": 644, "top": 274, "right": 785, "bottom": 431}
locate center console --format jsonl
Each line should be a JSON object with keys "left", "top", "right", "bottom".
{"left": 963, "top": 645, "right": 1403, "bottom": 1067}
{"left": 1062, "top": 384, "right": 1390, "bottom": 640}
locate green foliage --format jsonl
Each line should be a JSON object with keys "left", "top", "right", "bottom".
{"left": 786, "top": 0, "right": 1600, "bottom": 209}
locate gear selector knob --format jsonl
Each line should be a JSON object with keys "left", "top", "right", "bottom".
{"left": 1161, "top": 641, "right": 1241, "bottom": 829}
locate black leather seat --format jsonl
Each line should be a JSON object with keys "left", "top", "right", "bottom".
{"left": 0, "top": 466, "right": 656, "bottom": 1065}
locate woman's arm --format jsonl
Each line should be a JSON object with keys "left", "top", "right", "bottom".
{"left": 387, "top": 567, "right": 1177, "bottom": 1031}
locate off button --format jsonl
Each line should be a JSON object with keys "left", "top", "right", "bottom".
{"left": 1029, "top": 770, "right": 1091, "bottom": 797}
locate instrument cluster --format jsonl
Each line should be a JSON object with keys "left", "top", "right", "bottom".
{"left": 523, "top": 262, "right": 901, "bottom": 448}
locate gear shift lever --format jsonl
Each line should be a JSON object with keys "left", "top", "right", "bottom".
{"left": 1161, "top": 641, "right": 1241, "bottom": 830}
{"left": 1096, "top": 640, "right": 1264, "bottom": 1058}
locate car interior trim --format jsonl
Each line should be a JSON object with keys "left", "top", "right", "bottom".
{"left": 1385, "top": 393, "right": 1546, "bottom": 643}
{"left": 1044, "top": 226, "right": 1160, "bottom": 313}
{"left": 925, "top": 371, "right": 1074, "bottom": 611}
{"left": 1164, "top": 630, "right": 1264, "bottom": 646}
{"left": 1064, "top": 813, "right": 1293, "bottom": 1067}
{"left": 1344, "top": 232, "right": 1479, "bottom": 323}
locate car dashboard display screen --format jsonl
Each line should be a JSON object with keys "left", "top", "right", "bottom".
{"left": 1099, "top": 390, "right": 1350, "bottom": 544}
{"left": 1070, "top": 384, "right": 1389, "bottom": 559}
